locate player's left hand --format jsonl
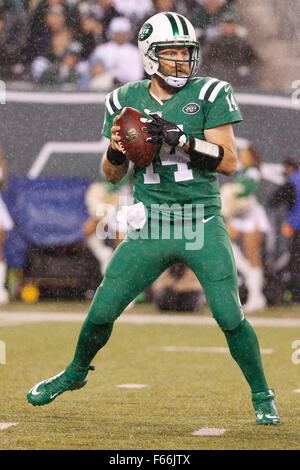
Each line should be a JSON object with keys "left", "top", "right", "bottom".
{"left": 141, "top": 112, "right": 188, "bottom": 148}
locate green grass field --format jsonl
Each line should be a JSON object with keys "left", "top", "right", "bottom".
{"left": 1, "top": 301, "right": 300, "bottom": 450}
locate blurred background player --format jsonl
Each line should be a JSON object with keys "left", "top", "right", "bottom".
{"left": 269, "top": 158, "right": 300, "bottom": 302}
{"left": 221, "top": 143, "right": 271, "bottom": 312}
{"left": 84, "top": 172, "right": 133, "bottom": 278}
{"left": 0, "top": 147, "right": 14, "bottom": 305}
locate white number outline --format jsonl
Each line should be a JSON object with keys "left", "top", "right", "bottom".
{"left": 226, "top": 93, "right": 238, "bottom": 112}
{"left": 143, "top": 125, "right": 193, "bottom": 184}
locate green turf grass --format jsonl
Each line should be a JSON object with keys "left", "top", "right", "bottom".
{"left": 1, "top": 306, "right": 300, "bottom": 450}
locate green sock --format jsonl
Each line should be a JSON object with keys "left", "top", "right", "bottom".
{"left": 67, "top": 318, "right": 114, "bottom": 378}
{"left": 224, "top": 318, "right": 269, "bottom": 394}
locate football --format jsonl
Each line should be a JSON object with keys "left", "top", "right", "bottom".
{"left": 117, "top": 107, "right": 157, "bottom": 167}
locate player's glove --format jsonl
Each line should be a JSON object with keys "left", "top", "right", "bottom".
{"left": 141, "top": 112, "right": 189, "bottom": 148}
{"left": 141, "top": 111, "right": 224, "bottom": 172}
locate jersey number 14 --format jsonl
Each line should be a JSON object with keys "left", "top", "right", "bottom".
{"left": 226, "top": 93, "right": 239, "bottom": 112}
{"left": 143, "top": 125, "right": 194, "bottom": 184}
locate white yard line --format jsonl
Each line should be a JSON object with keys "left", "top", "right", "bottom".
{"left": 192, "top": 428, "right": 226, "bottom": 436}
{"left": 117, "top": 384, "right": 148, "bottom": 388}
{"left": 0, "top": 311, "right": 300, "bottom": 328}
{"left": 152, "top": 346, "right": 273, "bottom": 354}
{"left": 0, "top": 423, "right": 18, "bottom": 431}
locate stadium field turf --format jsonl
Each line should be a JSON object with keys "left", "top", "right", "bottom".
{"left": 0, "top": 301, "right": 300, "bottom": 450}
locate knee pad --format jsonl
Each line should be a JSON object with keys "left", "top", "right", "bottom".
{"left": 87, "top": 275, "right": 137, "bottom": 324}
{"left": 222, "top": 317, "right": 246, "bottom": 336}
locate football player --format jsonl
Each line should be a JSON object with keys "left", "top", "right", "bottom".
{"left": 27, "top": 12, "right": 280, "bottom": 426}
{"left": 221, "top": 144, "right": 271, "bottom": 313}
{"left": 0, "top": 147, "right": 13, "bottom": 305}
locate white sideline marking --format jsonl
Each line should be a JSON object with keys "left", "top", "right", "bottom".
{"left": 6, "top": 91, "right": 300, "bottom": 111}
{"left": 192, "top": 428, "right": 226, "bottom": 436}
{"left": 28, "top": 138, "right": 108, "bottom": 179}
{"left": 0, "top": 423, "right": 18, "bottom": 431}
{"left": 117, "top": 384, "right": 147, "bottom": 389}
{"left": 156, "top": 346, "right": 273, "bottom": 354}
{"left": 293, "top": 389, "right": 300, "bottom": 393}
{"left": 0, "top": 312, "right": 300, "bottom": 328}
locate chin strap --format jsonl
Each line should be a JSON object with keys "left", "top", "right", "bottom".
{"left": 155, "top": 71, "right": 188, "bottom": 88}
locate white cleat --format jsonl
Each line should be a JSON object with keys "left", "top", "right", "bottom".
{"left": 0, "top": 288, "right": 9, "bottom": 305}
{"left": 243, "top": 294, "right": 266, "bottom": 313}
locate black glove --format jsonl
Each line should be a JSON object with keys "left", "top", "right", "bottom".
{"left": 141, "top": 112, "right": 189, "bottom": 148}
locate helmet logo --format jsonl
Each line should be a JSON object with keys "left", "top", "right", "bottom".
{"left": 182, "top": 103, "right": 200, "bottom": 114}
{"left": 138, "top": 23, "right": 153, "bottom": 41}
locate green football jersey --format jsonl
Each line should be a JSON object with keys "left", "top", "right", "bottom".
{"left": 102, "top": 77, "right": 242, "bottom": 219}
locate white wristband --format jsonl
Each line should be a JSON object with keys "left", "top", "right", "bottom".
{"left": 193, "top": 138, "right": 220, "bottom": 158}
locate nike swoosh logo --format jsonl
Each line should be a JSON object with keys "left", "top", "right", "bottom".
{"left": 50, "top": 392, "right": 60, "bottom": 400}
{"left": 265, "top": 414, "right": 279, "bottom": 419}
{"left": 224, "top": 85, "right": 230, "bottom": 92}
{"left": 203, "top": 216, "right": 215, "bottom": 224}
{"left": 256, "top": 412, "right": 279, "bottom": 420}
{"left": 30, "top": 384, "right": 41, "bottom": 396}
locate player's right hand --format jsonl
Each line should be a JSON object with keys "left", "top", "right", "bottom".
{"left": 110, "top": 115, "right": 124, "bottom": 153}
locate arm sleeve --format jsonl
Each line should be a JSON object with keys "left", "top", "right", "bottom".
{"left": 101, "top": 88, "right": 123, "bottom": 140}
{"left": 101, "top": 108, "right": 113, "bottom": 140}
{"left": 204, "top": 83, "right": 243, "bottom": 130}
{"left": 101, "top": 90, "right": 121, "bottom": 139}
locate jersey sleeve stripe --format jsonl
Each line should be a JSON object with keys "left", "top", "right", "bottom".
{"left": 208, "top": 81, "right": 228, "bottom": 102}
{"left": 203, "top": 82, "right": 220, "bottom": 101}
{"left": 105, "top": 93, "right": 114, "bottom": 115}
{"left": 106, "top": 90, "right": 122, "bottom": 115}
{"left": 112, "top": 88, "right": 122, "bottom": 111}
{"left": 198, "top": 78, "right": 219, "bottom": 100}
